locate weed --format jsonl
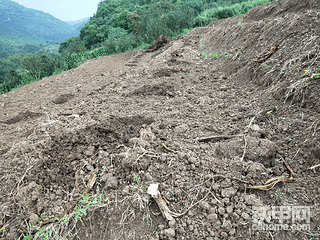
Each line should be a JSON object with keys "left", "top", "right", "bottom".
{"left": 266, "top": 110, "right": 273, "bottom": 115}
{"left": 311, "top": 73, "right": 320, "bottom": 80}
{"left": 74, "top": 206, "right": 86, "bottom": 222}
{"left": 133, "top": 173, "right": 140, "bottom": 184}
{"left": 0, "top": 227, "right": 6, "bottom": 237}
{"left": 260, "top": 62, "right": 272, "bottom": 68}
{"left": 201, "top": 51, "right": 231, "bottom": 59}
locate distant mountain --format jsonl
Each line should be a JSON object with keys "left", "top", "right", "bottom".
{"left": 67, "top": 17, "right": 90, "bottom": 26}
{"left": 0, "top": 0, "right": 86, "bottom": 42}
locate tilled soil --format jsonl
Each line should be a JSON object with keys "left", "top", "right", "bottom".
{"left": 1, "top": 1, "right": 320, "bottom": 239}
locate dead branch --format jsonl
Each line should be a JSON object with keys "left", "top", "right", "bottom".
{"left": 196, "top": 134, "right": 244, "bottom": 142}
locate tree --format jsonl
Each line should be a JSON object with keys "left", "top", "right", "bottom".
{"left": 59, "top": 37, "right": 86, "bottom": 56}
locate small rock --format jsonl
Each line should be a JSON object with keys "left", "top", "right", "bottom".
{"left": 241, "top": 212, "right": 250, "bottom": 220}
{"left": 232, "top": 212, "right": 240, "bottom": 220}
{"left": 265, "top": 215, "right": 271, "bottom": 223}
{"left": 226, "top": 205, "right": 233, "bottom": 214}
{"left": 251, "top": 124, "right": 261, "bottom": 132}
{"left": 56, "top": 189, "right": 63, "bottom": 196}
{"left": 218, "top": 207, "right": 225, "bottom": 215}
{"left": 174, "top": 124, "right": 189, "bottom": 133}
{"left": 169, "top": 219, "right": 176, "bottom": 228}
{"left": 188, "top": 210, "right": 195, "bottom": 216}
{"left": 200, "top": 201, "right": 211, "bottom": 211}
{"left": 207, "top": 213, "right": 218, "bottom": 222}
{"left": 128, "top": 138, "right": 150, "bottom": 148}
{"left": 188, "top": 157, "right": 197, "bottom": 164}
{"left": 208, "top": 207, "right": 216, "bottom": 214}
{"left": 193, "top": 228, "right": 199, "bottom": 235}
{"left": 85, "top": 146, "right": 95, "bottom": 156}
{"left": 174, "top": 188, "right": 182, "bottom": 197}
{"left": 122, "top": 186, "right": 130, "bottom": 194}
{"left": 158, "top": 224, "right": 165, "bottom": 231}
{"left": 50, "top": 194, "right": 56, "bottom": 201}
{"left": 244, "top": 194, "right": 263, "bottom": 206}
{"left": 222, "top": 220, "right": 232, "bottom": 230}
{"left": 29, "top": 213, "right": 39, "bottom": 224}
{"left": 220, "top": 232, "right": 228, "bottom": 238}
{"left": 221, "top": 187, "right": 237, "bottom": 198}
{"left": 106, "top": 176, "right": 118, "bottom": 189}
{"left": 177, "top": 151, "right": 186, "bottom": 160}
{"left": 145, "top": 173, "right": 153, "bottom": 181}
{"left": 164, "top": 228, "right": 175, "bottom": 238}
{"left": 179, "top": 226, "right": 186, "bottom": 234}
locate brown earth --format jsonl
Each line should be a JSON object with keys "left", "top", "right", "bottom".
{"left": 0, "top": 0, "right": 320, "bottom": 239}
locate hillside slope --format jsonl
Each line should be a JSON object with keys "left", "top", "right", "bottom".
{"left": 0, "top": 0, "right": 319, "bottom": 239}
{"left": 0, "top": 0, "right": 84, "bottom": 42}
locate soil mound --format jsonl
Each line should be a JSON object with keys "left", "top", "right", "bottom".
{"left": 0, "top": 1, "right": 319, "bottom": 239}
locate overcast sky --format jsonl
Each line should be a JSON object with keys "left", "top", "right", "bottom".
{"left": 12, "top": 0, "right": 102, "bottom": 22}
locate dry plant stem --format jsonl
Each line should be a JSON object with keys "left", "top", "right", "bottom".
{"left": 161, "top": 143, "right": 176, "bottom": 153}
{"left": 309, "top": 164, "right": 320, "bottom": 170}
{"left": 196, "top": 134, "right": 244, "bottom": 142}
{"left": 148, "top": 178, "right": 214, "bottom": 220}
{"left": 10, "top": 165, "right": 33, "bottom": 196}
{"left": 38, "top": 172, "right": 97, "bottom": 227}
{"left": 254, "top": 31, "right": 295, "bottom": 64}
{"left": 240, "top": 135, "right": 247, "bottom": 161}
{"left": 242, "top": 155, "right": 294, "bottom": 191}
{"left": 269, "top": 231, "right": 274, "bottom": 240}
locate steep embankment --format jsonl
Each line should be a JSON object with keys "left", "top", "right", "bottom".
{"left": 0, "top": 0, "right": 319, "bottom": 239}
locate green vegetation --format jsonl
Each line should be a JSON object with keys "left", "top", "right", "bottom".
{"left": 0, "top": 0, "right": 85, "bottom": 42}
{"left": 0, "top": 0, "right": 275, "bottom": 94}
{"left": 194, "top": 0, "right": 273, "bottom": 26}
{"left": 0, "top": 36, "right": 59, "bottom": 58}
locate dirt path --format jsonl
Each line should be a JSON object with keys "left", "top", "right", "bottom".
{"left": 0, "top": 1, "right": 319, "bottom": 240}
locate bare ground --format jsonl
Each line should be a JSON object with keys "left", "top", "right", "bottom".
{"left": 0, "top": 0, "right": 320, "bottom": 239}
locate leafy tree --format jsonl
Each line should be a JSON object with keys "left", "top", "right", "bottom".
{"left": 109, "top": 7, "right": 132, "bottom": 30}
{"left": 3, "top": 70, "right": 23, "bottom": 91}
{"left": 137, "top": 0, "right": 195, "bottom": 42}
{"left": 21, "top": 53, "right": 60, "bottom": 79}
{"left": 59, "top": 37, "right": 86, "bottom": 56}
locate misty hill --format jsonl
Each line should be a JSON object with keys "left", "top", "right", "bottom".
{"left": 0, "top": 0, "right": 87, "bottom": 42}
{"left": 67, "top": 17, "right": 90, "bottom": 26}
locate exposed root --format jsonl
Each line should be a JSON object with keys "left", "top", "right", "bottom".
{"left": 254, "top": 31, "right": 296, "bottom": 64}
{"left": 148, "top": 178, "right": 214, "bottom": 220}
{"left": 241, "top": 155, "right": 294, "bottom": 191}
